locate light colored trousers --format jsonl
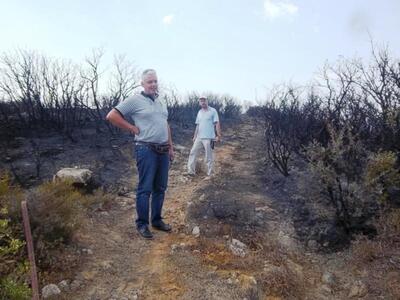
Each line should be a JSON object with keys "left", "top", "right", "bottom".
{"left": 187, "top": 138, "right": 214, "bottom": 176}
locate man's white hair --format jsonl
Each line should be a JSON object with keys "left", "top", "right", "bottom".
{"left": 141, "top": 69, "right": 157, "bottom": 81}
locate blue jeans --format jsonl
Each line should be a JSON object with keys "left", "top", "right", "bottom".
{"left": 134, "top": 144, "right": 169, "bottom": 228}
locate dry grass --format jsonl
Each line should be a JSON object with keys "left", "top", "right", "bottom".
{"left": 383, "top": 209, "right": 400, "bottom": 233}
{"left": 385, "top": 271, "right": 400, "bottom": 300}
{"left": 259, "top": 264, "right": 304, "bottom": 299}
{"left": 193, "top": 234, "right": 307, "bottom": 299}
{"left": 350, "top": 236, "right": 384, "bottom": 266}
{"left": 257, "top": 242, "right": 306, "bottom": 299}
{"left": 348, "top": 209, "right": 400, "bottom": 299}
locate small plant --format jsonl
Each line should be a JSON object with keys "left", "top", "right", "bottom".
{"left": 0, "top": 172, "right": 24, "bottom": 219}
{"left": 259, "top": 261, "right": 304, "bottom": 298}
{"left": 0, "top": 277, "right": 31, "bottom": 300}
{"left": 350, "top": 236, "right": 383, "bottom": 265}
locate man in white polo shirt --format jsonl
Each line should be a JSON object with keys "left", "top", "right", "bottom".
{"left": 187, "top": 95, "right": 222, "bottom": 177}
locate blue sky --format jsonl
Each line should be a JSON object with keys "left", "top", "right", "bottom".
{"left": 0, "top": 0, "right": 399, "bottom": 103}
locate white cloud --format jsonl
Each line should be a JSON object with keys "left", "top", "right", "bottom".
{"left": 162, "top": 14, "right": 174, "bottom": 25}
{"left": 264, "top": 0, "right": 298, "bottom": 20}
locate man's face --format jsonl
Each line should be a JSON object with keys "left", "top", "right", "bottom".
{"left": 142, "top": 73, "right": 158, "bottom": 96}
{"left": 199, "top": 98, "right": 208, "bottom": 109}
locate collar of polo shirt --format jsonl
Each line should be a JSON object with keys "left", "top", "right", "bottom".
{"left": 141, "top": 91, "right": 158, "bottom": 101}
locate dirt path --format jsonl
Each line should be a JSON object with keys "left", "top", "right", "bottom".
{"left": 64, "top": 120, "right": 355, "bottom": 300}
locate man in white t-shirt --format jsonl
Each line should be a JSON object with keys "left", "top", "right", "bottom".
{"left": 187, "top": 95, "right": 222, "bottom": 177}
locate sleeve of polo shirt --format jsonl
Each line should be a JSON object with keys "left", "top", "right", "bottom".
{"left": 195, "top": 111, "right": 200, "bottom": 125}
{"left": 213, "top": 108, "right": 220, "bottom": 123}
{"left": 114, "top": 97, "right": 137, "bottom": 119}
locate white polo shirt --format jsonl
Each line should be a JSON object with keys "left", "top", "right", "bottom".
{"left": 195, "top": 106, "right": 219, "bottom": 139}
{"left": 115, "top": 93, "right": 169, "bottom": 144}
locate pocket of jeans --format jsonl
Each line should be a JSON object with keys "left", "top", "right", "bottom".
{"left": 134, "top": 144, "right": 147, "bottom": 159}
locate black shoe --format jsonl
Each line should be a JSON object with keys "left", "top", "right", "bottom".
{"left": 137, "top": 226, "right": 153, "bottom": 239}
{"left": 152, "top": 220, "right": 172, "bottom": 232}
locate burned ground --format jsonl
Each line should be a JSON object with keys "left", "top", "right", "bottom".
{"left": 1, "top": 118, "right": 398, "bottom": 299}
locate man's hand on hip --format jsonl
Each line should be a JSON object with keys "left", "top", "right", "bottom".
{"left": 130, "top": 125, "right": 140, "bottom": 135}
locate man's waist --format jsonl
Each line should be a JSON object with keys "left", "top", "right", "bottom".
{"left": 135, "top": 141, "right": 170, "bottom": 154}
{"left": 197, "top": 135, "right": 216, "bottom": 139}
{"left": 135, "top": 141, "right": 169, "bottom": 146}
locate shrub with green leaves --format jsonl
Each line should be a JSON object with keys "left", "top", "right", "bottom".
{"left": 29, "top": 179, "right": 106, "bottom": 244}
{"left": 306, "top": 125, "right": 368, "bottom": 231}
{"left": 365, "top": 151, "right": 400, "bottom": 204}
{"left": 28, "top": 179, "right": 112, "bottom": 268}
{"left": 0, "top": 277, "right": 31, "bottom": 300}
{"left": 0, "top": 172, "right": 31, "bottom": 300}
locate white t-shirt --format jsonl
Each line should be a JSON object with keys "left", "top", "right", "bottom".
{"left": 195, "top": 107, "right": 219, "bottom": 139}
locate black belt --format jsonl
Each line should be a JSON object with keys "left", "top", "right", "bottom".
{"left": 135, "top": 141, "right": 170, "bottom": 154}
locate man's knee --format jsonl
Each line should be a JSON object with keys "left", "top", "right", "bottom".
{"left": 153, "top": 185, "right": 167, "bottom": 193}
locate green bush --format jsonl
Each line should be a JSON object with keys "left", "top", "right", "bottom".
{"left": 0, "top": 277, "right": 31, "bottom": 300}
{"left": 0, "top": 172, "right": 30, "bottom": 300}
{"left": 306, "top": 125, "right": 368, "bottom": 230}
{"left": 29, "top": 180, "right": 84, "bottom": 246}
{"left": 1, "top": 171, "right": 114, "bottom": 291}
{"left": 365, "top": 151, "right": 400, "bottom": 204}
{"left": 28, "top": 179, "right": 112, "bottom": 268}
{"left": 29, "top": 179, "right": 108, "bottom": 243}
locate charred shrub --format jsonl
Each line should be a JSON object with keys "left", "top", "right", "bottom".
{"left": 306, "top": 125, "right": 376, "bottom": 236}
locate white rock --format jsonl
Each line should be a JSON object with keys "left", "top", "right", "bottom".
{"left": 57, "top": 280, "right": 70, "bottom": 291}
{"left": 322, "top": 272, "right": 336, "bottom": 286}
{"left": 70, "top": 279, "right": 82, "bottom": 291}
{"left": 82, "top": 248, "right": 93, "bottom": 255}
{"left": 42, "top": 284, "right": 61, "bottom": 298}
{"left": 170, "top": 244, "right": 180, "bottom": 253}
{"left": 229, "top": 238, "right": 248, "bottom": 257}
{"left": 54, "top": 168, "right": 93, "bottom": 184}
{"left": 192, "top": 226, "right": 200, "bottom": 236}
{"left": 100, "top": 261, "right": 113, "bottom": 270}
{"left": 174, "top": 144, "right": 186, "bottom": 152}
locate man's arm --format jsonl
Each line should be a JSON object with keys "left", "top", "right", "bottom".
{"left": 168, "top": 124, "right": 175, "bottom": 161}
{"left": 106, "top": 109, "right": 139, "bottom": 135}
{"left": 193, "top": 125, "right": 199, "bottom": 142}
{"left": 215, "top": 121, "right": 221, "bottom": 142}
